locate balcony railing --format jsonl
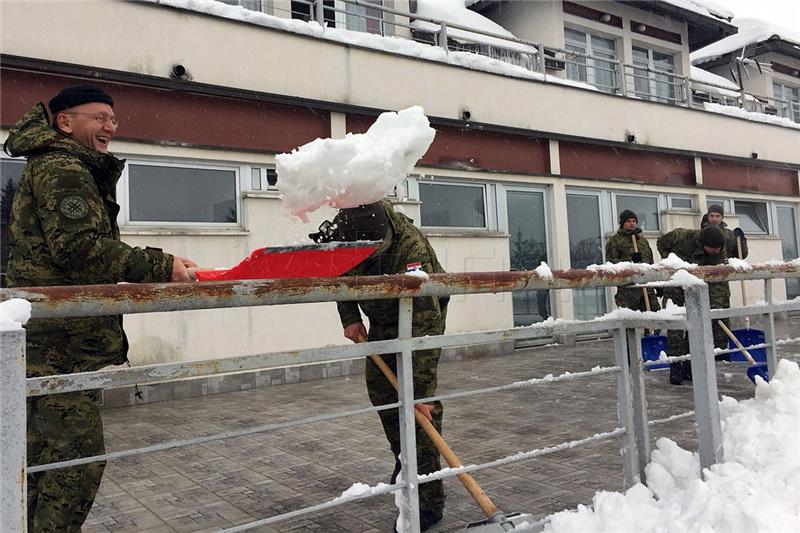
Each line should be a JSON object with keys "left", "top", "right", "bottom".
{"left": 230, "top": 0, "right": 798, "bottom": 123}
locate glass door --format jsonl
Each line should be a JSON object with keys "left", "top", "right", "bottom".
{"left": 776, "top": 206, "right": 799, "bottom": 299}
{"left": 567, "top": 192, "right": 608, "bottom": 319}
{"left": 506, "top": 189, "right": 551, "bottom": 326}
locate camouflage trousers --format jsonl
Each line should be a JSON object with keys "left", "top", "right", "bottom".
{"left": 27, "top": 390, "right": 106, "bottom": 533}
{"left": 365, "top": 325, "right": 445, "bottom": 515}
{"left": 614, "top": 287, "right": 661, "bottom": 313}
{"left": 664, "top": 283, "right": 731, "bottom": 359}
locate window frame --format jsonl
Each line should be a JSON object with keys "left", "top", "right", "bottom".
{"left": 772, "top": 81, "right": 800, "bottom": 123}
{"left": 631, "top": 44, "right": 677, "bottom": 103}
{"left": 667, "top": 195, "right": 694, "bottom": 210}
{"left": 416, "top": 178, "right": 491, "bottom": 230}
{"left": 118, "top": 157, "right": 243, "bottom": 228}
{"left": 611, "top": 191, "right": 661, "bottom": 232}
{"left": 564, "top": 26, "right": 619, "bottom": 93}
{"left": 733, "top": 199, "right": 770, "bottom": 235}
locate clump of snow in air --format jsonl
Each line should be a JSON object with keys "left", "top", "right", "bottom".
{"left": 277, "top": 106, "right": 435, "bottom": 221}
{"left": 544, "top": 359, "right": 800, "bottom": 533}
{"left": 728, "top": 257, "right": 753, "bottom": 272}
{"left": 535, "top": 262, "right": 553, "bottom": 280}
{"left": 405, "top": 269, "right": 430, "bottom": 279}
{"left": 0, "top": 298, "right": 31, "bottom": 331}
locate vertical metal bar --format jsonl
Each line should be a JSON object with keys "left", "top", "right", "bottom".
{"left": 684, "top": 285, "right": 724, "bottom": 470}
{"left": 617, "top": 60, "right": 627, "bottom": 96}
{"left": 396, "top": 297, "right": 420, "bottom": 532}
{"left": 613, "top": 328, "right": 638, "bottom": 487}
{"left": 0, "top": 328, "right": 27, "bottom": 532}
{"left": 626, "top": 328, "right": 650, "bottom": 482}
{"left": 315, "top": 0, "right": 325, "bottom": 26}
{"left": 537, "top": 43, "right": 547, "bottom": 78}
{"left": 763, "top": 279, "right": 779, "bottom": 376}
{"left": 683, "top": 76, "right": 692, "bottom": 106}
{"left": 438, "top": 21, "right": 448, "bottom": 53}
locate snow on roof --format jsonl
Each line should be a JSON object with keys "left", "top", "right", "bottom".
{"left": 411, "top": 0, "right": 537, "bottom": 55}
{"left": 703, "top": 101, "right": 800, "bottom": 130}
{"left": 660, "top": 0, "right": 734, "bottom": 22}
{"left": 691, "top": 17, "right": 800, "bottom": 65}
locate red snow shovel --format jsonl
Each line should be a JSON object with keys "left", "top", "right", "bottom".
{"left": 191, "top": 241, "right": 380, "bottom": 281}
{"left": 356, "top": 337, "right": 535, "bottom": 531}
{"left": 718, "top": 320, "right": 769, "bottom": 383}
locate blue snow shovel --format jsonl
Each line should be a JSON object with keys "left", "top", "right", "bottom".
{"left": 730, "top": 235, "right": 766, "bottom": 363}
{"left": 632, "top": 235, "right": 669, "bottom": 370}
{"left": 718, "top": 320, "right": 769, "bottom": 383}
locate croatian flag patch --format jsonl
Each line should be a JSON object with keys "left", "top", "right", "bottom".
{"left": 406, "top": 262, "right": 423, "bottom": 272}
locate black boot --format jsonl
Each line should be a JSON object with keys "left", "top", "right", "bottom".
{"left": 682, "top": 361, "right": 693, "bottom": 382}
{"left": 420, "top": 509, "right": 443, "bottom": 531}
{"left": 390, "top": 458, "right": 402, "bottom": 484}
{"left": 669, "top": 363, "right": 683, "bottom": 385}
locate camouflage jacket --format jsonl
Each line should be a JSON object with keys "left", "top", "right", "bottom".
{"left": 4, "top": 103, "right": 174, "bottom": 377}
{"left": 605, "top": 228, "right": 654, "bottom": 264}
{"left": 337, "top": 200, "right": 447, "bottom": 336}
{"left": 657, "top": 228, "right": 730, "bottom": 308}
{"left": 701, "top": 219, "right": 748, "bottom": 260}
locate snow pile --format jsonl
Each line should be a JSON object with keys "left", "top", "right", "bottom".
{"left": 535, "top": 262, "right": 554, "bottom": 280}
{"left": 544, "top": 359, "right": 800, "bottom": 533}
{"left": 703, "top": 102, "right": 800, "bottom": 130}
{"left": 658, "top": 253, "right": 697, "bottom": 270}
{"left": 728, "top": 258, "right": 753, "bottom": 272}
{"left": 692, "top": 17, "right": 800, "bottom": 65}
{"left": 661, "top": 0, "right": 733, "bottom": 22}
{"left": 412, "top": 0, "right": 536, "bottom": 54}
{"left": 0, "top": 298, "right": 32, "bottom": 331}
{"left": 276, "top": 106, "right": 435, "bottom": 220}
{"left": 405, "top": 268, "right": 430, "bottom": 279}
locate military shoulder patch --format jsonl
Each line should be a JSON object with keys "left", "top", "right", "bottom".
{"left": 59, "top": 195, "right": 90, "bottom": 220}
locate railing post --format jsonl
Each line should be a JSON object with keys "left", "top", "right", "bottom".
{"left": 438, "top": 21, "right": 448, "bottom": 53}
{"left": 684, "top": 284, "right": 724, "bottom": 471}
{"left": 315, "top": 0, "right": 325, "bottom": 26}
{"left": 683, "top": 76, "right": 692, "bottom": 106}
{"left": 763, "top": 279, "right": 779, "bottom": 376}
{"left": 613, "top": 328, "right": 639, "bottom": 487}
{"left": 396, "top": 297, "right": 420, "bottom": 532}
{"left": 0, "top": 327, "right": 27, "bottom": 532}
{"left": 536, "top": 43, "right": 547, "bottom": 78}
{"left": 617, "top": 60, "right": 627, "bottom": 96}
{"left": 625, "top": 327, "right": 650, "bottom": 482}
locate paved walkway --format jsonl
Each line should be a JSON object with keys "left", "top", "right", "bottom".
{"left": 84, "top": 317, "right": 800, "bottom": 532}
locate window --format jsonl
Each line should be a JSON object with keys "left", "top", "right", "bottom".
{"left": 1, "top": 158, "right": 25, "bottom": 286}
{"left": 615, "top": 194, "right": 659, "bottom": 231}
{"left": 345, "top": 0, "right": 384, "bottom": 35}
{"left": 419, "top": 182, "right": 486, "bottom": 228}
{"left": 773, "top": 82, "right": 800, "bottom": 123}
{"left": 564, "top": 28, "right": 618, "bottom": 93}
{"left": 633, "top": 46, "right": 676, "bottom": 103}
{"left": 776, "top": 206, "right": 799, "bottom": 299}
{"left": 217, "top": 0, "right": 263, "bottom": 11}
{"left": 126, "top": 162, "right": 239, "bottom": 224}
{"left": 668, "top": 196, "right": 693, "bottom": 210}
{"left": 292, "top": 0, "right": 334, "bottom": 24}
{"left": 250, "top": 166, "right": 278, "bottom": 191}
{"left": 734, "top": 200, "right": 769, "bottom": 233}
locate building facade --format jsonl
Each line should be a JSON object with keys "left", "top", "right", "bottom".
{"left": 1, "top": 0, "right": 798, "bottom": 369}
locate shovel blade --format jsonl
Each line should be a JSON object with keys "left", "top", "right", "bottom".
{"left": 728, "top": 328, "right": 766, "bottom": 362}
{"left": 746, "top": 364, "right": 769, "bottom": 384}
{"left": 465, "top": 512, "right": 541, "bottom": 532}
{"left": 195, "top": 241, "right": 380, "bottom": 281}
{"left": 641, "top": 334, "right": 669, "bottom": 370}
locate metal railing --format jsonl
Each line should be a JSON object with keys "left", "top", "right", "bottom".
{"left": 250, "top": 0, "right": 798, "bottom": 121}
{"left": 2, "top": 261, "right": 800, "bottom": 532}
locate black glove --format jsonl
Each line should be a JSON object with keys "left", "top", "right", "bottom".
{"left": 733, "top": 227, "right": 746, "bottom": 242}
{"left": 631, "top": 252, "right": 642, "bottom": 263}
{"left": 655, "top": 287, "right": 664, "bottom": 298}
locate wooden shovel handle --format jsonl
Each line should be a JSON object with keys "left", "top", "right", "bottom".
{"left": 737, "top": 236, "right": 747, "bottom": 305}
{"left": 631, "top": 235, "right": 651, "bottom": 312}
{"left": 187, "top": 267, "right": 215, "bottom": 281}
{"left": 359, "top": 337, "right": 498, "bottom": 517}
{"left": 717, "top": 320, "right": 756, "bottom": 365}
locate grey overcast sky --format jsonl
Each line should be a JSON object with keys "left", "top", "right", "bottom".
{"left": 711, "top": 0, "right": 800, "bottom": 31}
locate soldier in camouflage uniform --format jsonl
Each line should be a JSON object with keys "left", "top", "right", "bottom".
{"left": 657, "top": 225, "right": 728, "bottom": 385}
{"left": 4, "top": 85, "right": 196, "bottom": 532}
{"left": 702, "top": 204, "right": 748, "bottom": 261}
{"left": 605, "top": 209, "right": 661, "bottom": 312}
{"left": 331, "top": 199, "right": 447, "bottom": 531}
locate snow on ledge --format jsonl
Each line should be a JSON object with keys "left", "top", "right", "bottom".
{"left": 727, "top": 257, "right": 753, "bottom": 272}
{"left": 703, "top": 102, "right": 800, "bottom": 130}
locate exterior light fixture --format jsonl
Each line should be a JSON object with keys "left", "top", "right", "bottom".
{"left": 599, "top": 13, "right": 611, "bottom": 22}
{"left": 636, "top": 24, "right": 647, "bottom": 32}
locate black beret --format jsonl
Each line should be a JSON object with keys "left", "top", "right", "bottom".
{"left": 619, "top": 209, "right": 638, "bottom": 226}
{"left": 49, "top": 85, "right": 114, "bottom": 115}
{"left": 333, "top": 202, "right": 389, "bottom": 242}
{"left": 707, "top": 204, "right": 724, "bottom": 216}
{"left": 700, "top": 225, "right": 725, "bottom": 248}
